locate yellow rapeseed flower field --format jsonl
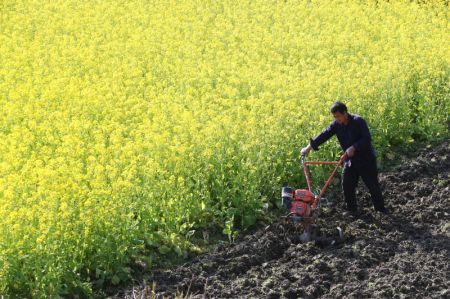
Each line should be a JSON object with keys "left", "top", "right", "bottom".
{"left": 0, "top": 0, "right": 449, "bottom": 296}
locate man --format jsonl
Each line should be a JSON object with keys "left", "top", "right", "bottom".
{"left": 301, "top": 101, "right": 389, "bottom": 216}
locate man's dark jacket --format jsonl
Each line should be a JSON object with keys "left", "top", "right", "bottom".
{"left": 309, "top": 113, "right": 376, "bottom": 167}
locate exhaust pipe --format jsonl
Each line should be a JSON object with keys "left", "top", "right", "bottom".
{"left": 281, "top": 187, "right": 293, "bottom": 210}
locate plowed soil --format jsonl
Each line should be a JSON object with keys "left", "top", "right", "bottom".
{"left": 114, "top": 140, "right": 450, "bottom": 299}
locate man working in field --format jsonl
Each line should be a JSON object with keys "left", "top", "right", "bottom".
{"left": 301, "top": 101, "right": 389, "bottom": 216}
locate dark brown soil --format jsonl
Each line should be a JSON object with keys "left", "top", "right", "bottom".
{"left": 113, "top": 140, "right": 450, "bottom": 299}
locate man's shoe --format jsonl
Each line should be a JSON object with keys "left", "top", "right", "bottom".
{"left": 375, "top": 207, "right": 390, "bottom": 215}
{"left": 374, "top": 207, "right": 391, "bottom": 224}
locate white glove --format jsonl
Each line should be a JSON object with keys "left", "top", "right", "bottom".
{"left": 301, "top": 144, "right": 312, "bottom": 156}
{"left": 345, "top": 145, "right": 356, "bottom": 157}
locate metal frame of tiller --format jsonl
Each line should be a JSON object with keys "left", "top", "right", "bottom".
{"left": 302, "top": 152, "right": 348, "bottom": 210}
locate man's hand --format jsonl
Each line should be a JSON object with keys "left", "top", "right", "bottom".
{"left": 345, "top": 145, "right": 356, "bottom": 157}
{"left": 301, "top": 144, "right": 313, "bottom": 156}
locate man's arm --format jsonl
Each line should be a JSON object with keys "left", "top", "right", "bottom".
{"left": 309, "top": 121, "right": 336, "bottom": 151}
{"left": 352, "top": 117, "right": 372, "bottom": 152}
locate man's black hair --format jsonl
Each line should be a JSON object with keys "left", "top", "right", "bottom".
{"left": 330, "top": 101, "right": 348, "bottom": 114}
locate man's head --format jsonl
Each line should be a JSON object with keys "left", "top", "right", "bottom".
{"left": 330, "top": 101, "right": 348, "bottom": 125}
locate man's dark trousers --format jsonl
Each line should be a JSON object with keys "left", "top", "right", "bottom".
{"left": 342, "top": 157, "right": 385, "bottom": 211}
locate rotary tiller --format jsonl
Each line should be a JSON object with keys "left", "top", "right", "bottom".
{"left": 281, "top": 153, "right": 347, "bottom": 244}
